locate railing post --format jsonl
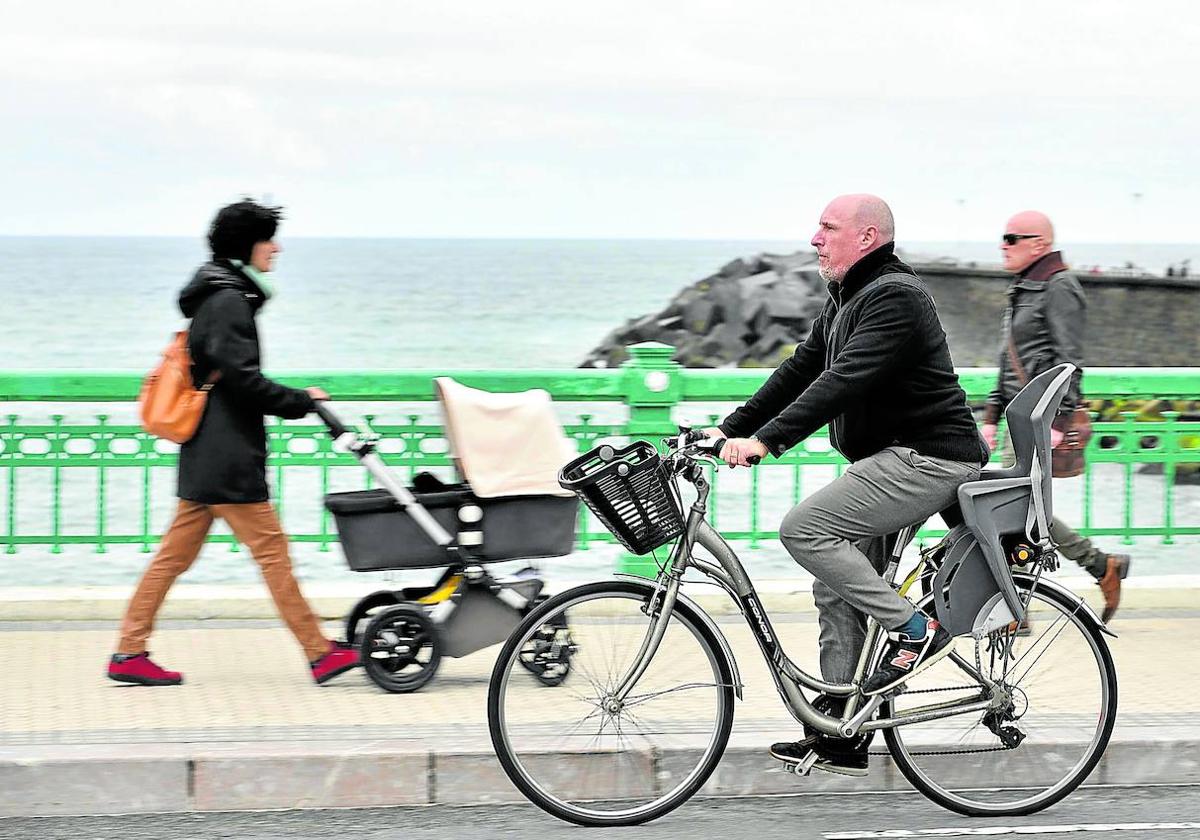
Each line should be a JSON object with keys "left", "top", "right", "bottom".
{"left": 51, "top": 415, "right": 63, "bottom": 555}
{"left": 575, "top": 414, "right": 595, "bottom": 551}
{"left": 96, "top": 414, "right": 108, "bottom": 555}
{"left": 1121, "top": 410, "right": 1137, "bottom": 545}
{"left": 1163, "top": 411, "right": 1179, "bottom": 545}
{"left": 616, "top": 342, "right": 681, "bottom": 578}
{"left": 4, "top": 414, "right": 16, "bottom": 555}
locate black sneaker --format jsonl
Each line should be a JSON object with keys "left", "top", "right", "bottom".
{"left": 769, "top": 694, "right": 873, "bottom": 777}
{"left": 769, "top": 736, "right": 869, "bottom": 777}
{"left": 862, "top": 617, "right": 953, "bottom": 696}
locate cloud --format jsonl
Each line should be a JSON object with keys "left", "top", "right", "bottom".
{"left": 106, "top": 83, "right": 326, "bottom": 170}
{"left": 0, "top": 1, "right": 1196, "bottom": 238}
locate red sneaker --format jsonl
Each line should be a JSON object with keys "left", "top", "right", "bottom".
{"left": 107, "top": 653, "right": 183, "bottom": 686}
{"left": 311, "top": 641, "right": 360, "bottom": 685}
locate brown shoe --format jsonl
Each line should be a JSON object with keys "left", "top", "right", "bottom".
{"left": 1097, "top": 554, "right": 1131, "bottom": 623}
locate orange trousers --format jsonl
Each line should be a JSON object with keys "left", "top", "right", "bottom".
{"left": 117, "top": 500, "right": 329, "bottom": 661}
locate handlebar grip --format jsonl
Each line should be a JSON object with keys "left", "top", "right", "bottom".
{"left": 711, "top": 438, "right": 762, "bottom": 465}
{"left": 314, "top": 402, "right": 350, "bottom": 439}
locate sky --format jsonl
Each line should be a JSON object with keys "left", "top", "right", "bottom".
{"left": 1, "top": 1, "right": 1197, "bottom": 241}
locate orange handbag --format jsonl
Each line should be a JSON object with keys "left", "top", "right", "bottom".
{"left": 138, "top": 331, "right": 219, "bottom": 443}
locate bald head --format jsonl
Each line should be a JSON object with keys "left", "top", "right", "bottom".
{"left": 811, "top": 194, "right": 896, "bottom": 282}
{"left": 1008, "top": 210, "right": 1054, "bottom": 244}
{"left": 1002, "top": 210, "right": 1056, "bottom": 273}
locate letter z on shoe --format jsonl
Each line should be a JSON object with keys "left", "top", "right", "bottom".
{"left": 861, "top": 619, "right": 953, "bottom": 696}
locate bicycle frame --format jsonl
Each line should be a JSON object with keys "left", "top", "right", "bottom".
{"left": 612, "top": 457, "right": 1001, "bottom": 740}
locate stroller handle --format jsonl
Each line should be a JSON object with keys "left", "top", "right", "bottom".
{"left": 314, "top": 401, "right": 352, "bottom": 440}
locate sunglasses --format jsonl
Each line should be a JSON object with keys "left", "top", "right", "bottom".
{"left": 1002, "top": 233, "right": 1041, "bottom": 246}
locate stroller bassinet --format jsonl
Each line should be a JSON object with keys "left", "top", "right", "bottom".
{"left": 324, "top": 377, "right": 579, "bottom": 569}
{"left": 325, "top": 484, "right": 577, "bottom": 569}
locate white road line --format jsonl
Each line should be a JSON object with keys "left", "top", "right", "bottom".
{"left": 826, "top": 822, "right": 1200, "bottom": 839}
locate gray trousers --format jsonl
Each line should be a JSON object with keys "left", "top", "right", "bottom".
{"left": 780, "top": 446, "right": 981, "bottom": 683}
{"left": 1001, "top": 439, "right": 1106, "bottom": 578}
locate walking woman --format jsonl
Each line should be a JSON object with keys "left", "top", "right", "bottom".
{"left": 108, "top": 200, "right": 359, "bottom": 686}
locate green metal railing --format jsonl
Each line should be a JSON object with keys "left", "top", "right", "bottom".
{"left": 2, "top": 344, "right": 1198, "bottom": 565}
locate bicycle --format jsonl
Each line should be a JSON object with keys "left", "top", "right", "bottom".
{"left": 487, "top": 363, "right": 1117, "bottom": 826}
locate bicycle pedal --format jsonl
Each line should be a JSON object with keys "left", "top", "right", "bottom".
{"left": 784, "top": 750, "right": 820, "bottom": 777}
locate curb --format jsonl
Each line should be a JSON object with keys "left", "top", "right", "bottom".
{"left": 2, "top": 735, "right": 1199, "bottom": 817}
{"left": 4, "top": 577, "right": 1200, "bottom": 622}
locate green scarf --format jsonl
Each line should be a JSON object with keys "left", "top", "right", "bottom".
{"left": 230, "top": 259, "right": 276, "bottom": 299}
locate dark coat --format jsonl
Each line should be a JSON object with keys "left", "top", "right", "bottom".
{"left": 720, "top": 243, "right": 988, "bottom": 465}
{"left": 984, "top": 251, "right": 1085, "bottom": 424}
{"left": 177, "top": 261, "right": 314, "bottom": 504}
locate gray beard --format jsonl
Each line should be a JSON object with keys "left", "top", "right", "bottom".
{"left": 817, "top": 263, "right": 843, "bottom": 283}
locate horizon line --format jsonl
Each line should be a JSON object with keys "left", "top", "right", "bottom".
{"left": 0, "top": 234, "right": 1197, "bottom": 246}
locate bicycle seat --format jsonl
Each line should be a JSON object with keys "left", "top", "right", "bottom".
{"left": 931, "top": 364, "right": 1075, "bottom": 636}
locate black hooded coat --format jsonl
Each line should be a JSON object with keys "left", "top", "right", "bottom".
{"left": 177, "top": 261, "right": 315, "bottom": 504}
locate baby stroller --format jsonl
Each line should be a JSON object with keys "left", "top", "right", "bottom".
{"left": 318, "top": 378, "right": 580, "bottom": 693}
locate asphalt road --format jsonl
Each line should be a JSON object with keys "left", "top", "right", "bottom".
{"left": 3, "top": 785, "right": 1199, "bottom": 840}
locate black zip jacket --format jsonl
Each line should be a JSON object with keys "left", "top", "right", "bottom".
{"left": 177, "top": 261, "right": 315, "bottom": 504}
{"left": 720, "top": 243, "right": 988, "bottom": 465}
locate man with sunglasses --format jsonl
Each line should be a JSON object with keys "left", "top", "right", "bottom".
{"left": 983, "top": 211, "right": 1131, "bottom": 621}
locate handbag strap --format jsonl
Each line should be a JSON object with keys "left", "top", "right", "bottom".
{"left": 181, "top": 328, "right": 222, "bottom": 391}
{"left": 1004, "top": 304, "right": 1030, "bottom": 387}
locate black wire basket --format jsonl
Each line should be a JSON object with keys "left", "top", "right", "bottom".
{"left": 559, "top": 440, "right": 684, "bottom": 555}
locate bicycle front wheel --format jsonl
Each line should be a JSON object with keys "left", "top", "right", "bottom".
{"left": 883, "top": 577, "right": 1118, "bottom": 816}
{"left": 487, "top": 580, "right": 736, "bottom": 827}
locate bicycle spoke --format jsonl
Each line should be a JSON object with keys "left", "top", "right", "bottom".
{"left": 621, "top": 682, "right": 731, "bottom": 707}
{"left": 1006, "top": 613, "right": 1074, "bottom": 688}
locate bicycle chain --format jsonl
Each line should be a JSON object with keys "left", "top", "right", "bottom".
{"left": 876, "top": 685, "right": 1016, "bottom": 755}
{"left": 885, "top": 647, "right": 1019, "bottom": 756}
{"left": 903, "top": 743, "right": 1016, "bottom": 756}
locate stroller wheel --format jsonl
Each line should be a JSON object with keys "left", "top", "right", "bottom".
{"left": 518, "top": 620, "right": 575, "bottom": 687}
{"left": 345, "top": 590, "right": 402, "bottom": 645}
{"left": 361, "top": 603, "right": 441, "bottom": 693}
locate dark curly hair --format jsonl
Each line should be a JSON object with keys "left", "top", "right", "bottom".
{"left": 207, "top": 199, "right": 284, "bottom": 263}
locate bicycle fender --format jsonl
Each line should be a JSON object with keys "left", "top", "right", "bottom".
{"left": 1012, "top": 572, "right": 1118, "bottom": 639}
{"left": 615, "top": 575, "right": 744, "bottom": 699}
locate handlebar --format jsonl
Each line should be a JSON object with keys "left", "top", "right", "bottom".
{"left": 669, "top": 429, "right": 761, "bottom": 466}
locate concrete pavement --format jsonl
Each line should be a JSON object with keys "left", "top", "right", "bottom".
{"left": 1, "top": 577, "right": 1198, "bottom": 817}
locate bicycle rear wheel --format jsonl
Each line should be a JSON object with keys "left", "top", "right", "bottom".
{"left": 487, "top": 580, "right": 736, "bottom": 827}
{"left": 883, "top": 576, "right": 1117, "bottom": 816}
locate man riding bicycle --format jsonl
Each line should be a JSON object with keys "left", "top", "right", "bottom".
{"left": 709, "top": 194, "right": 989, "bottom": 776}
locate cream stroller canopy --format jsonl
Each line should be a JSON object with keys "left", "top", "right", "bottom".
{"left": 435, "top": 377, "right": 577, "bottom": 499}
